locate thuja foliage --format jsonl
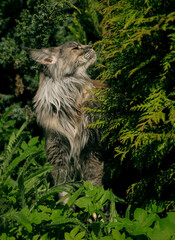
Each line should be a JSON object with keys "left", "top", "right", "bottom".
{"left": 88, "top": 0, "right": 175, "bottom": 207}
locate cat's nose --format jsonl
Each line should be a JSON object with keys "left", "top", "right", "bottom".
{"left": 84, "top": 46, "right": 93, "bottom": 53}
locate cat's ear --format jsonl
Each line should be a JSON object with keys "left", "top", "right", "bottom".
{"left": 23, "top": 47, "right": 58, "bottom": 65}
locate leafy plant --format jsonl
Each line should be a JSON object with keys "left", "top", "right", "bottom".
{"left": 1, "top": 0, "right": 175, "bottom": 238}
{"left": 64, "top": 226, "right": 85, "bottom": 240}
{"left": 0, "top": 120, "right": 175, "bottom": 239}
{"left": 88, "top": 0, "right": 175, "bottom": 207}
{"left": 0, "top": 106, "right": 17, "bottom": 148}
{"left": 107, "top": 207, "right": 175, "bottom": 240}
{"left": 0, "top": 140, "right": 124, "bottom": 240}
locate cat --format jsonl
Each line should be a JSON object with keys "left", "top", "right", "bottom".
{"left": 25, "top": 41, "right": 104, "bottom": 200}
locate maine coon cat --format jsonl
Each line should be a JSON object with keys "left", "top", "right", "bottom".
{"left": 25, "top": 41, "right": 104, "bottom": 199}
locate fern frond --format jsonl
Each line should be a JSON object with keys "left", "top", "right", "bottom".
{"left": 5, "top": 121, "right": 28, "bottom": 162}
{"left": 0, "top": 121, "right": 28, "bottom": 185}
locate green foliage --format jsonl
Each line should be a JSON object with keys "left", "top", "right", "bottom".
{"left": 15, "top": 0, "right": 70, "bottom": 48}
{"left": 68, "top": 11, "right": 87, "bottom": 44}
{"left": 0, "top": 117, "right": 175, "bottom": 239}
{"left": 0, "top": 106, "right": 17, "bottom": 148}
{"left": 0, "top": 142, "right": 122, "bottom": 240}
{"left": 88, "top": 0, "right": 175, "bottom": 207}
{"left": 1, "top": 165, "right": 175, "bottom": 240}
{"left": 74, "top": 0, "right": 102, "bottom": 42}
{"left": 107, "top": 207, "right": 175, "bottom": 240}
{"left": 0, "top": 120, "right": 49, "bottom": 215}
{"left": 0, "top": 0, "right": 102, "bottom": 109}
{"left": 0, "top": 0, "right": 73, "bottom": 107}
{"left": 64, "top": 226, "right": 85, "bottom": 240}
{"left": 1, "top": 0, "right": 175, "bottom": 238}
{"left": 0, "top": 114, "right": 123, "bottom": 239}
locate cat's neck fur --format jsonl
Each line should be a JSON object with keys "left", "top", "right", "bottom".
{"left": 33, "top": 69, "right": 93, "bottom": 156}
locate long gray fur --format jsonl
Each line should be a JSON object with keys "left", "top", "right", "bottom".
{"left": 26, "top": 41, "right": 104, "bottom": 194}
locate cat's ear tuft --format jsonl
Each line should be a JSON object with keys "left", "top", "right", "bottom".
{"left": 23, "top": 47, "right": 58, "bottom": 65}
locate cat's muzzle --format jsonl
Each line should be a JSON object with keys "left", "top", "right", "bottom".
{"left": 84, "top": 49, "right": 96, "bottom": 60}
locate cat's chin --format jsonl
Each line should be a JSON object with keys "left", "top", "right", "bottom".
{"left": 84, "top": 49, "right": 96, "bottom": 60}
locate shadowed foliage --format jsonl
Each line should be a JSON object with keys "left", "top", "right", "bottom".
{"left": 0, "top": 0, "right": 175, "bottom": 239}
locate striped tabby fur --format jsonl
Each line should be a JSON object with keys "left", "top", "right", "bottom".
{"left": 26, "top": 41, "right": 104, "bottom": 193}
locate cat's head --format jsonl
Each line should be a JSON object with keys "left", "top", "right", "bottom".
{"left": 24, "top": 41, "right": 97, "bottom": 79}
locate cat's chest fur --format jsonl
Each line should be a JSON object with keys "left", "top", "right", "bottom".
{"left": 33, "top": 74, "right": 93, "bottom": 154}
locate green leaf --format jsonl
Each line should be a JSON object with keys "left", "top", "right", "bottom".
{"left": 21, "top": 140, "right": 28, "bottom": 150}
{"left": 0, "top": 233, "right": 16, "bottom": 240}
{"left": 5, "top": 146, "right": 38, "bottom": 181}
{"left": 149, "top": 228, "right": 172, "bottom": 240}
{"left": 28, "top": 136, "right": 39, "bottom": 146}
{"left": 109, "top": 190, "right": 118, "bottom": 222}
{"left": 38, "top": 205, "right": 52, "bottom": 213}
{"left": 65, "top": 232, "right": 72, "bottom": 240}
{"left": 36, "top": 186, "right": 70, "bottom": 206}
{"left": 67, "top": 187, "right": 84, "bottom": 207}
{"left": 99, "top": 189, "right": 110, "bottom": 205}
{"left": 40, "top": 233, "right": 49, "bottom": 240}
{"left": 167, "top": 212, "right": 175, "bottom": 225}
{"left": 50, "top": 217, "right": 87, "bottom": 230}
{"left": 125, "top": 205, "right": 131, "bottom": 219}
{"left": 32, "top": 235, "right": 40, "bottom": 240}
{"left": 97, "top": 237, "right": 113, "bottom": 240}
{"left": 134, "top": 208, "right": 148, "bottom": 223}
{"left": 24, "top": 166, "right": 53, "bottom": 193}
{"left": 74, "top": 231, "right": 85, "bottom": 240}
{"left": 159, "top": 217, "right": 175, "bottom": 234}
{"left": 51, "top": 207, "right": 65, "bottom": 221}
{"left": 112, "top": 229, "right": 126, "bottom": 240}
{"left": 70, "top": 226, "right": 80, "bottom": 238}
{"left": 131, "top": 222, "right": 147, "bottom": 236}
{"left": 75, "top": 196, "right": 92, "bottom": 210}
{"left": 29, "top": 210, "right": 50, "bottom": 224}
{"left": 143, "top": 213, "right": 158, "bottom": 228}
{"left": 94, "top": 186, "right": 105, "bottom": 202}
{"left": 83, "top": 181, "right": 98, "bottom": 197}
{"left": 148, "top": 214, "right": 175, "bottom": 240}
{"left": 13, "top": 211, "right": 32, "bottom": 232}
{"left": 17, "top": 173, "right": 25, "bottom": 208}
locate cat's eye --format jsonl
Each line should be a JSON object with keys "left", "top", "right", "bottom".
{"left": 73, "top": 46, "right": 79, "bottom": 50}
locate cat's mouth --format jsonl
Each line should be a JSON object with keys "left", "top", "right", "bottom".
{"left": 84, "top": 49, "right": 96, "bottom": 60}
